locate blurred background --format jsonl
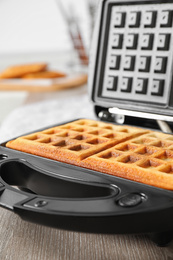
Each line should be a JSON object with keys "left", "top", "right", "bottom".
{"left": 0, "top": 0, "right": 98, "bottom": 67}
{"left": 0, "top": 0, "right": 99, "bottom": 129}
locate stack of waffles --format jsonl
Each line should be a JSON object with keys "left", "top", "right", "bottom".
{"left": 6, "top": 119, "right": 173, "bottom": 190}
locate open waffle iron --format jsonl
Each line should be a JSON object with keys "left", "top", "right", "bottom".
{"left": 1, "top": 0, "right": 173, "bottom": 247}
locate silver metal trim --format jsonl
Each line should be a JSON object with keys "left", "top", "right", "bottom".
{"left": 109, "top": 107, "right": 173, "bottom": 122}
{"left": 156, "top": 120, "right": 172, "bottom": 133}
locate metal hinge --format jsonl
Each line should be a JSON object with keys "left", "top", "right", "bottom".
{"left": 98, "top": 110, "right": 125, "bottom": 124}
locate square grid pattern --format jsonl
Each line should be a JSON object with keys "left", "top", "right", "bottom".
{"left": 9, "top": 119, "right": 148, "bottom": 161}
{"left": 87, "top": 132, "right": 173, "bottom": 173}
{"left": 83, "top": 129, "right": 173, "bottom": 190}
{"left": 101, "top": 3, "right": 173, "bottom": 105}
{"left": 6, "top": 119, "right": 173, "bottom": 190}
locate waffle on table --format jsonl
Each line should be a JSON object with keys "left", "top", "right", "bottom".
{"left": 6, "top": 119, "right": 173, "bottom": 190}
{"left": 0, "top": 63, "right": 47, "bottom": 79}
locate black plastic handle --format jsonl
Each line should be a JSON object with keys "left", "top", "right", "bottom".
{"left": 0, "top": 159, "right": 123, "bottom": 232}
{"left": 0, "top": 185, "right": 120, "bottom": 233}
{"left": 1, "top": 159, "right": 173, "bottom": 238}
{"left": 0, "top": 159, "right": 118, "bottom": 198}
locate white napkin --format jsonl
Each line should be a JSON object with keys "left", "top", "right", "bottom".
{"left": 0, "top": 89, "right": 96, "bottom": 142}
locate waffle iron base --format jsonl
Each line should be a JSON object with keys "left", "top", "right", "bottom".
{"left": 0, "top": 122, "right": 173, "bottom": 246}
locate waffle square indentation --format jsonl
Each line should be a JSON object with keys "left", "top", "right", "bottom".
{"left": 101, "top": 3, "right": 173, "bottom": 106}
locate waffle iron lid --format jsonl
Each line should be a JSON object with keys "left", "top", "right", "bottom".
{"left": 89, "top": 0, "right": 173, "bottom": 119}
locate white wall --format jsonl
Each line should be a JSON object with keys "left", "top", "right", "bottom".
{"left": 0, "top": 0, "right": 95, "bottom": 54}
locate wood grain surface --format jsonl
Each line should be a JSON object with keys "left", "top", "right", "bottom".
{"left": 0, "top": 207, "right": 173, "bottom": 260}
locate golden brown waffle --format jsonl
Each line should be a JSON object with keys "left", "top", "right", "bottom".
{"left": 22, "top": 70, "right": 66, "bottom": 79}
{"left": 0, "top": 63, "right": 47, "bottom": 79}
{"left": 6, "top": 119, "right": 173, "bottom": 190}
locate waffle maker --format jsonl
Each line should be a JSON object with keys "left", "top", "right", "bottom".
{"left": 1, "top": 0, "right": 173, "bottom": 247}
